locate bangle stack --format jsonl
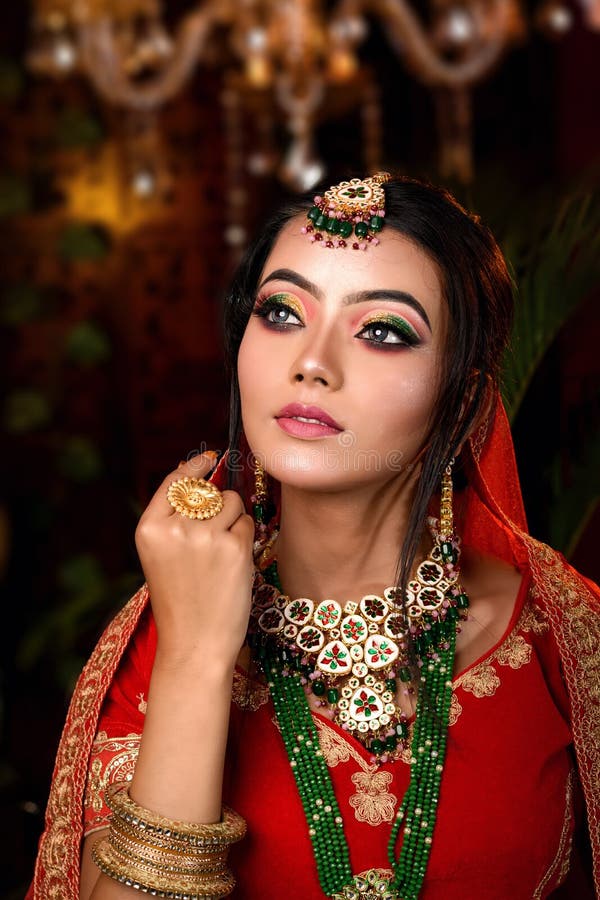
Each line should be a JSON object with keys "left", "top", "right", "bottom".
{"left": 92, "top": 782, "right": 247, "bottom": 899}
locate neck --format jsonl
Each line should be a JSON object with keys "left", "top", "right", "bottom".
{"left": 271, "top": 469, "right": 428, "bottom": 601}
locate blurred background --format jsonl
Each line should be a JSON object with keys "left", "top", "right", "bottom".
{"left": 0, "top": 0, "right": 598, "bottom": 895}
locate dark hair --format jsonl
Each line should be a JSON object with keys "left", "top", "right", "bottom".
{"left": 222, "top": 175, "right": 514, "bottom": 638}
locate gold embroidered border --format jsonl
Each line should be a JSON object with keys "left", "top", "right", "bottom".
{"left": 33, "top": 584, "right": 150, "bottom": 900}
{"left": 84, "top": 732, "right": 142, "bottom": 834}
{"left": 523, "top": 538, "right": 600, "bottom": 894}
{"left": 532, "top": 767, "right": 575, "bottom": 897}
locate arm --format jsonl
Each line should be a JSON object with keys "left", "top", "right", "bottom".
{"left": 81, "top": 452, "right": 255, "bottom": 900}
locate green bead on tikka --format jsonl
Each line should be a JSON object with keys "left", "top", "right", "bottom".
{"left": 327, "top": 688, "right": 340, "bottom": 704}
{"left": 326, "top": 217, "right": 341, "bottom": 234}
{"left": 354, "top": 221, "right": 369, "bottom": 238}
{"left": 369, "top": 215, "right": 384, "bottom": 232}
{"left": 307, "top": 206, "right": 321, "bottom": 222}
{"left": 315, "top": 213, "right": 328, "bottom": 230}
{"left": 339, "top": 220, "right": 353, "bottom": 238}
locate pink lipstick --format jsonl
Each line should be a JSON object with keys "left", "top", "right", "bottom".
{"left": 275, "top": 403, "right": 343, "bottom": 438}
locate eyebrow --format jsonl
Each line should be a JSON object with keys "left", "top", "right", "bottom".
{"left": 258, "top": 267, "right": 432, "bottom": 333}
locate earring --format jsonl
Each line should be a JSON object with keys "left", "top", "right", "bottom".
{"left": 252, "top": 457, "right": 275, "bottom": 531}
{"left": 439, "top": 457, "right": 457, "bottom": 565}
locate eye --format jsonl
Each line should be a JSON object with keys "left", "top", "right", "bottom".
{"left": 355, "top": 315, "right": 420, "bottom": 349}
{"left": 252, "top": 293, "right": 304, "bottom": 328}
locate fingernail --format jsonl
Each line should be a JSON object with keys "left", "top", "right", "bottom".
{"left": 204, "top": 450, "right": 218, "bottom": 460}
{"left": 178, "top": 460, "right": 186, "bottom": 468}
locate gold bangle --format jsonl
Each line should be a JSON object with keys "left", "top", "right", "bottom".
{"left": 108, "top": 828, "right": 228, "bottom": 875}
{"left": 93, "top": 838, "right": 236, "bottom": 899}
{"left": 106, "top": 782, "right": 247, "bottom": 848}
{"left": 92, "top": 784, "right": 246, "bottom": 898}
{"left": 111, "top": 814, "right": 230, "bottom": 863}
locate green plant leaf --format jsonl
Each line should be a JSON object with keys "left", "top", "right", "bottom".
{"left": 501, "top": 192, "right": 600, "bottom": 421}
{"left": 57, "top": 223, "right": 111, "bottom": 261}
{"left": 0, "top": 56, "right": 24, "bottom": 103}
{"left": 548, "top": 427, "right": 600, "bottom": 558}
{"left": 64, "top": 320, "right": 111, "bottom": 365}
{"left": 0, "top": 173, "right": 31, "bottom": 218}
{"left": 55, "top": 107, "right": 104, "bottom": 148}
{"left": 0, "top": 283, "right": 44, "bottom": 324}
{"left": 56, "top": 436, "right": 103, "bottom": 482}
{"left": 58, "top": 553, "right": 107, "bottom": 596}
{"left": 3, "top": 389, "right": 52, "bottom": 433}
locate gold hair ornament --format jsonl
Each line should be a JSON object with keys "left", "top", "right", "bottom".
{"left": 303, "top": 172, "right": 392, "bottom": 250}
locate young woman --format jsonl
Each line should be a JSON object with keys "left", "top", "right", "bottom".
{"left": 28, "top": 175, "right": 599, "bottom": 899}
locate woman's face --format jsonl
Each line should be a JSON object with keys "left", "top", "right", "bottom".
{"left": 237, "top": 216, "right": 447, "bottom": 491}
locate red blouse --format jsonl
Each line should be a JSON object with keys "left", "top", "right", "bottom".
{"left": 83, "top": 570, "right": 582, "bottom": 898}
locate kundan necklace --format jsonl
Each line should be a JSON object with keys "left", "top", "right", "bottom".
{"left": 248, "top": 466, "right": 470, "bottom": 899}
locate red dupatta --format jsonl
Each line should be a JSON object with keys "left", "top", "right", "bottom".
{"left": 28, "top": 393, "right": 600, "bottom": 898}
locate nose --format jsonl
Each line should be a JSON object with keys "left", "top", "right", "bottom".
{"left": 289, "top": 327, "right": 343, "bottom": 390}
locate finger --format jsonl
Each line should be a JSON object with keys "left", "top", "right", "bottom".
{"left": 146, "top": 452, "right": 219, "bottom": 518}
{"left": 205, "top": 489, "right": 247, "bottom": 532}
{"left": 229, "top": 512, "right": 256, "bottom": 545}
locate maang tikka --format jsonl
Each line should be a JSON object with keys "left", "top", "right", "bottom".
{"left": 302, "top": 171, "right": 392, "bottom": 251}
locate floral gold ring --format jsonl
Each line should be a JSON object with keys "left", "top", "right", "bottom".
{"left": 166, "top": 477, "right": 224, "bottom": 520}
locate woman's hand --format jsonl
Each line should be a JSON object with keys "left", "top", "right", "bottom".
{"left": 135, "top": 451, "right": 256, "bottom": 671}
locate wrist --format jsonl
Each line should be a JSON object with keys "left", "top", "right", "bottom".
{"left": 153, "top": 642, "right": 238, "bottom": 682}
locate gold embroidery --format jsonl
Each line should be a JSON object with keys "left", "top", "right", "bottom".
{"left": 519, "top": 603, "right": 550, "bottom": 635}
{"left": 33, "top": 584, "right": 150, "bottom": 900}
{"left": 348, "top": 771, "right": 398, "bottom": 826}
{"left": 232, "top": 669, "right": 270, "bottom": 711}
{"left": 83, "top": 732, "right": 141, "bottom": 834}
{"left": 458, "top": 663, "right": 501, "bottom": 698}
{"left": 495, "top": 633, "right": 531, "bottom": 669}
{"left": 316, "top": 720, "right": 352, "bottom": 768}
{"left": 314, "top": 718, "right": 401, "bottom": 826}
{"left": 136, "top": 693, "right": 147, "bottom": 714}
{"left": 523, "top": 538, "right": 600, "bottom": 893}
{"left": 532, "top": 767, "right": 575, "bottom": 897}
{"left": 454, "top": 598, "right": 538, "bottom": 701}
{"left": 449, "top": 691, "right": 463, "bottom": 726}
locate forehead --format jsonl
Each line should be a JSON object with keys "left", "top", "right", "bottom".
{"left": 260, "top": 215, "right": 444, "bottom": 323}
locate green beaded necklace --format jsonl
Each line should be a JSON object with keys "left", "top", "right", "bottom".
{"left": 255, "top": 559, "right": 461, "bottom": 900}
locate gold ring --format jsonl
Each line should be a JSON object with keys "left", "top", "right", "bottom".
{"left": 166, "top": 477, "right": 224, "bottom": 520}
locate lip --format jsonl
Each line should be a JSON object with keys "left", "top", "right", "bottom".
{"left": 275, "top": 403, "right": 344, "bottom": 440}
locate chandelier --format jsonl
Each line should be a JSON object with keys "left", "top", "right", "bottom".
{"left": 26, "top": 0, "right": 598, "bottom": 245}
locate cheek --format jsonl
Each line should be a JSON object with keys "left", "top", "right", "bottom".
{"left": 238, "top": 326, "right": 264, "bottom": 394}
{"left": 237, "top": 325, "right": 278, "bottom": 415}
{"left": 360, "top": 364, "right": 438, "bottom": 445}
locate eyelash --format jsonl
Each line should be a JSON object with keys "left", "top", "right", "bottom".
{"left": 251, "top": 295, "right": 421, "bottom": 349}
{"left": 252, "top": 294, "right": 304, "bottom": 330}
{"left": 355, "top": 318, "right": 421, "bottom": 350}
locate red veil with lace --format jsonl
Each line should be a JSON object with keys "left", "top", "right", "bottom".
{"left": 27, "top": 395, "right": 600, "bottom": 898}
